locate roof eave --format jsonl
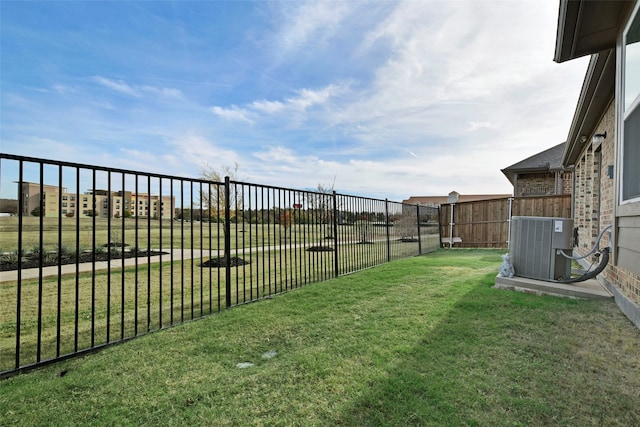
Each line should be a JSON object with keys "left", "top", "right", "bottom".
{"left": 554, "top": 0, "right": 629, "bottom": 63}
{"left": 562, "top": 50, "right": 615, "bottom": 167}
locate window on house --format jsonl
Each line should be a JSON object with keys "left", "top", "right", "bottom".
{"left": 623, "top": 5, "right": 640, "bottom": 202}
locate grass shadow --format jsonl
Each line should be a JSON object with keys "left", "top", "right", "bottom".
{"left": 339, "top": 269, "right": 640, "bottom": 426}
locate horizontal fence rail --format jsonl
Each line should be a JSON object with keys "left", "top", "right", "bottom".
{"left": 0, "top": 153, "right": 440, "bottom": 377}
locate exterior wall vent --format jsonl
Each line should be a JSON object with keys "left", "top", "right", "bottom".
{"left": 510, "top": 216, "right": 574, "bottom": 281}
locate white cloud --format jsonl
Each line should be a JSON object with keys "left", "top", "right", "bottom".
{"left": 286, "top": 83, "right": 349, "bottom": 111}
{"left": 250, "top": 82, "right": 350, "bottom": 116}
{"left": 269, "top": 1, "right": 355, "bottom": 58}
{"left": 51, "top": 84, "right": 75, "bottom": 94}
{"left": 92, "top": 76, "right": 183, "bottom": 99}
{"left": 251, "top": 99, "right": 285, "bottom": 114}
{"left": 93, "top": 76, "right": 141, "bottom": 97}
{"left": 253, "top": 146, "right": 300, "bottom": 164}
{"left": 467, "top": 121, "right": 494, "bottom": 132}
{"left": 165, "top": 134, "right": 241, "bottom": 171}
{"left": 210, "top": 105, "right": 254, "bottom": 124}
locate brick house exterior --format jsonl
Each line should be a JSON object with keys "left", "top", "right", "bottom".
{"left": 501, "top": 142, "right": 573, "bottom": 197}
{"left": 555, "top": 0, "right": 640, "bottom": 327}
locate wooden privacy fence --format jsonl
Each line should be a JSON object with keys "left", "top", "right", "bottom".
{"left": 439, "top": 195, "right": 572, "bottom": 248}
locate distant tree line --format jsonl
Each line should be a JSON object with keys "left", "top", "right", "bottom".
{"left": 0, "top": 199, "right": 18, "bottom": 215}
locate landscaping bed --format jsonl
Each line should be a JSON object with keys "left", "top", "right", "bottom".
{"left": 0, "top": 247, "right": 168, "bottom": 271}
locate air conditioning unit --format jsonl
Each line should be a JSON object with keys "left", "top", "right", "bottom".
{"left": 510, "top": 216, "right": 574, "bottom": 281}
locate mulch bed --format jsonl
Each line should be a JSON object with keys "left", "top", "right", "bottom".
{"left": 200, "top": 257, "right": 250, "bottom": 268}
{"left": 306, "top": 246, "right": 335, "bottom": 252}
{"left": 0, "top": 250, "right": 168, "bottom": 272}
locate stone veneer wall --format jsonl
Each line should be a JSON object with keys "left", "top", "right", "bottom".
{"left": 573, "top": 100, "right": 640, "bottom": 310}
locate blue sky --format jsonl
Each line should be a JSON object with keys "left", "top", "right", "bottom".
{"left": 1, "top": 0, "right": 589, "bottom": 201}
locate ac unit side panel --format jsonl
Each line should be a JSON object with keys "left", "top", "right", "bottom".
{"left": 510, "top": 216, "right": 567, "bottom": 281}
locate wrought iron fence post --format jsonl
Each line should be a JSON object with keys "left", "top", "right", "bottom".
{"left": 507, "top": 197, "right": 514, "bottom": 250}
{"left": 224, "top": 176, "right": 232, "bottom": 308}
{"left": 332, "top": 191, "right": 339, "bottom": 278}
{"left": 385, "top": 198, "right": 391, "bottom": 262}
{"left": 437, "top": 205, "right": 442, "bottom": 249}
{"left": 417, "top": 204, "right": 422, "bottom": 255}
{"left": 15, "top": 161, "right": 24, "bottom": 370}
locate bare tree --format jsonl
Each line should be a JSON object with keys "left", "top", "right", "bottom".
{"left": 395, "top": 215, "right": 418, "bottom": 242}
{"left": 199, "top": 163, "right": 243, "bottom": 221}
{"left": 308, "top": 181, "right": 336, "bottom": 241}
{"left": 280, "top": 209, "right": 294, "bottom": 241}
{"left": 355, "top": 219, "right": 374, "bottom": 243}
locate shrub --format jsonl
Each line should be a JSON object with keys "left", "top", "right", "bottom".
{"left": 1, "top": 251, "right": 21, "bottom": 264}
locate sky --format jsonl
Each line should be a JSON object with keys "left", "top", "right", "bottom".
{"left": 0, "top": 0, "right": 590, "bottom": 202}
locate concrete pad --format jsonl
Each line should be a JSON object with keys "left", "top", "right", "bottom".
{"left": 494, "top": 275, "right": 613, "bottom": 300}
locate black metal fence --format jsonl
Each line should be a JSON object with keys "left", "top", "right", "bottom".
{"left": 0, "top": 153, "right": 440, "bottom": 377}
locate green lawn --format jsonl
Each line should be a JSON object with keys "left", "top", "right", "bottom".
{"left": 2, "top": 249, "right": 639, "bottom": 426}
{"left": 0, "top": 216, "right": 295, "bottom": 252}
{"left": 0, "top": 216, "right": 430, "bottom": 253}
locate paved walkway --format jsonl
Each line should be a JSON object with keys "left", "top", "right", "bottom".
{"left": 0, "top": 249, "right": 213, "bottom": 283}
{"left": 0, "top": 242, "right": 346, "bottom": 283}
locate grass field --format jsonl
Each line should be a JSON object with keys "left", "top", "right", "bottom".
{"left": 0, "top": 216, "right": 437, "bottom": 253}
{"left": 2, "top": 249, "right": 639, "bottom": 426}
{"left": 0, "top": 216, "right": 304, "bottom": 252}
{"left": 1, "top": 235, "right": 439, "bottom": 374}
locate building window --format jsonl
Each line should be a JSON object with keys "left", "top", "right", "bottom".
{"left": 63, "top": 195, "right": 68, "bottom": 200}
{"left": 622, "top": 4, "right": 640, "bottom": 202}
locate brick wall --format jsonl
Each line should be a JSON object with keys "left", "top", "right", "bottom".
{"left": 561, "top": 172, "right": 573, "bottom": 194}
{"left": 573, "top": 100, "right": 640, "bottom": 306}
{"left": 516, "top": 172, "right": 572, "bottom": 197}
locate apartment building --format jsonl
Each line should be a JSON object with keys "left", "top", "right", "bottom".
{"left": 17, "top": 182, "right": 174, "bottom": 219}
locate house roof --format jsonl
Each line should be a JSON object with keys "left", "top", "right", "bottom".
{"left": 403, "top": 193, "right": 511, "bottom": 206}
{"left": 554, "top": 0, "right": 630, "bottom": 63}
{"left": 501, "top": 142, "right": 566, "bottom": 185}
{"left": 554, "top": 0, "right": 634, "bottom": 166}
{"left": 562, "top": 51, "right": 615, "bottom": 166}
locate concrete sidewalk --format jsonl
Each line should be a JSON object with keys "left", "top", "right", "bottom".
{"left": 0, "top": 241, "right": 341, "bottom": 283}
{"left": 0, "top": 248, "right": 216, "bottom": 283}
